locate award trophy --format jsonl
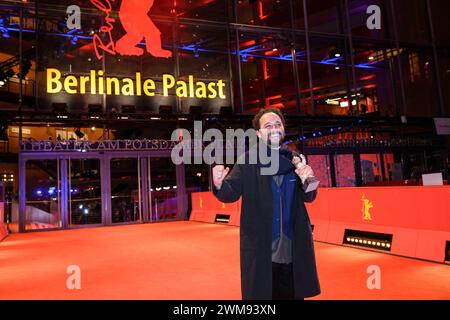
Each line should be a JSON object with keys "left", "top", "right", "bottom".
{"left": 292, "top": 152, "right": 320, "bottom": 192}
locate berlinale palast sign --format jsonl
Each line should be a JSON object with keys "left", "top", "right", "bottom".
{"left": 46, "top": 69, "right": 227, "bottom": 99}
{"left": 46, "top": 0, "right": 227, "bottom": 100}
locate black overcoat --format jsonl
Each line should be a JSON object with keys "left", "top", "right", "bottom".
{"left": 212, "top": 156, "right": 321, "bottom": 300}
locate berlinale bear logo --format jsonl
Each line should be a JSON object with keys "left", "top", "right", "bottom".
{"left": 115, "top": 0, "right": 172, "bottom": 58}
{"left": 87, "top": 0, "right": 171, "bottom": 60}
{"left": 361, "top": 194, "right": 374, "bottom": 221}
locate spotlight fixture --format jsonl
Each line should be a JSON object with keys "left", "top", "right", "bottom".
{"left": 215, "top": 214, "right": 230, "bottom": 224}
{"left": 343, "top": 229, "right": 393, "bottom": 252}
{"left": 19, "top": 59, "right": 32, "bottom": 79}
{"left": 189, "top": 105, "right": 203, "bottom": 119}
{"left": 121, "top": 105, "right": 135, "bottom": 114}
{"left": 329, "top": 48, "right": 342, "bottom": 59}
{"left": 159, "top": 105, "right": 173, "bottom": 114}
{"left": 88, "top": 103, "right": 103, "bottom": 114}
{"left": 52, "top": 102, "right": 68, "bottom": 113}
{"left": 219, "top": 106, "right": 232, "bottom": 116}
{"left": 74, "top": 128, "right": 85, "bottom": 139}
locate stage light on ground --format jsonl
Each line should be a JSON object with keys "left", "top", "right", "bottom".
{"left": 215, "top": 214, "right": 230, "bottom": 224}
{"left": 343, "top": 229, "right": 393, "bottom": 252}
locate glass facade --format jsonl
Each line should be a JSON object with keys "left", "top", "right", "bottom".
{"left": 149, "top": 157, "right": 178, "bottom": 221}
{"left": 68, "top": 158, "right": 102, "bottom": 225}
{"left": 25, "top": 159, "right": 61, "bottom": 230}
{"left": 111, "top": 158, "right": 140, "bottom": 223}
{"left": 18, "top": 151, "right": 186, "bottom": 231}
{"left": 0, "top": 0, "right": 449, "bottom": 116}
{"left": 1, "top": 0, "right": 450, "bottom": 233}
{"left": 334, "top": 154, "right": 357, "bottom": 187}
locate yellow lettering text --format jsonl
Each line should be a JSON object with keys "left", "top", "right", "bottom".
{"left": 207, "top": 82, "right": 217, "bottom": 98}
{"left": 163, "top": 74, "right": 175, "bottom": 96}
{"left": 176, "top": 80, "right": 188, "bottom": 97}
{"left": 47, "top": 68, "right": 62, "bottom": 93}
{"left": 143, "top": 79, "right": 155, "bottom": 96}
{"left": 64, "top": 75, "right": 78, "bottom": 94}
{"left": 195, "top": 81, "right": 207, "bottom": 98}
{"left": 106, "top": 77, "right": 120, "bottom": 95}
{"left": 121, "top": 78, "right": 134, "bottom": 96}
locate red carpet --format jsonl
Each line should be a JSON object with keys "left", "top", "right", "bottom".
{"left": 0, "top": 221, "right": 449, "bottom": 300}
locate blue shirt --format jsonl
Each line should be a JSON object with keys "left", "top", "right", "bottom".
{"left": 271, "top": 170, "right": 296, "bottom": 263}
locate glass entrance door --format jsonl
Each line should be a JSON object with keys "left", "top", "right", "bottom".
{"left": 20, "top": 152, "right": 188, "bottom": 232}
{"left": 149, "top": 157, "right": 178, "bottom": 222}
{"left": 68, "top": 158, "right": 102, "bottom": 226}
{"left": 24, "top": 159, "right": 62, "bottom": 230}
{"left": 110, "top": 157, "right": 141, "bottom": 224}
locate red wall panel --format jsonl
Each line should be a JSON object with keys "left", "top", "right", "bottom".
{"left": 190, "top": 186, "right": 450, "bottom": 262}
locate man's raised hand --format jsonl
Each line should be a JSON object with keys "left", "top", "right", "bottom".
{"left": 212, "top": 165, "right": 230, "bottom": 190}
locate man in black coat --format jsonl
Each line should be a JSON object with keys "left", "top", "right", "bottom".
{"left": 212, "top": 108, "right": 321, "bottom": 300}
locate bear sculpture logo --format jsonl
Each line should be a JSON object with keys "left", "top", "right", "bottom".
{"left": 90, "top": 0, "right": 172, "bottom": 59}
{"left": 116, "top": 0, "right": 172, "bottom": 57}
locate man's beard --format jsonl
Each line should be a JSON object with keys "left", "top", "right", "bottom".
{"left": 267, "top": 130, "right": 284, "bottom": 147}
